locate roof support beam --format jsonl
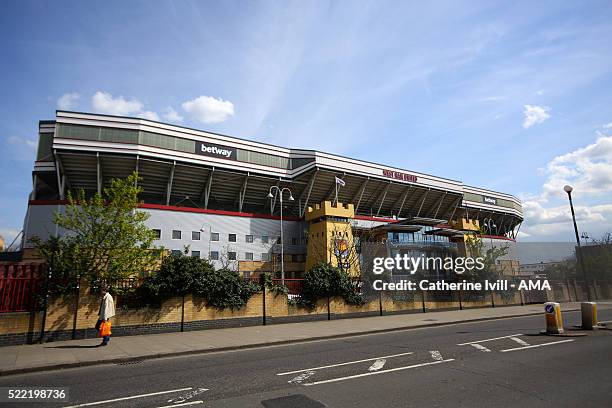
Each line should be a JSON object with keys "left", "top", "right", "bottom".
{"left": 375, "top": 182, "right": 391, "bottom": 217}
{"left": 416, "top": 189, "right": 430, "bottom": 218}
{"left": 352, "top": 178, "right": 369, "bottom": 213}
{"left": 299, "top": 171, "right": 318, "bottom": 217}
{"left": 54, "top": 151, "right": 66, "bottom": 200}
{"left": 271, "top": 179, "right": 280, "bottom": 214}
{"left": 134, "top": 155, "right": 139, "bottom": 188}
{"left": 394, "top": 186, "right": 412, "bottom": 218}
{"left": 237, "top": 174, "right": 249, "bottom": 213}
{"left": 432, "top": 192, "right": 447, "bottom": 219}
{"left": 447, "top": 195, "right": 463, "bottom": 224}
{"left": 166, "top": 161, "right": 176, "bottom": 206}
{"left": 200, "top": 168, "right": 214, "bottom": 209}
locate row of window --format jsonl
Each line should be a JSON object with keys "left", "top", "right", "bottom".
{"left": 152, "top": 229, "right": 306, "bottom": 245}
{"left": 169, "top": 250, "right": 306, "bottom": 262}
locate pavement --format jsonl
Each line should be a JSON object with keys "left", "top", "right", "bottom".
{"left": 0, "top": 306, "right": 610, "bottom": 407}
{"left": 0, "top": 301, "right": 598, "bottom": 377}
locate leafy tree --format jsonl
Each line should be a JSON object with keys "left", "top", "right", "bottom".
{"left": 300, "top": 262, "right": 365, "bottom": 308}
{"left": 32, "top": 172, "right": 161, "bottom": 286}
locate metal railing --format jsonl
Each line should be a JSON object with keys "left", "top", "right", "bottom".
{"left": 0, "top": 263, "right": 46, "bottom": 313}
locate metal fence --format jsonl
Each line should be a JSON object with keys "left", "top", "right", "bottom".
{"left": 0, "top": 263, "right": 46, "bottom": 313}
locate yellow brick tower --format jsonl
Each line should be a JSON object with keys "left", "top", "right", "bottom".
{"left": 305, "top": 201, "right": 360, "bottom": 276}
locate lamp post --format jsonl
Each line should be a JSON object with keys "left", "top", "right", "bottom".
{"left": 267, "top": 186, "right": 294, "bottom": 284}
{"left": 483, "top": 218, "right": 496, "bottom": 246}
{"left": 563, "top": 185, "right": 591, "bottom": 300}
{"left": 199, "top": 223, "right": 212, "bottom": 260}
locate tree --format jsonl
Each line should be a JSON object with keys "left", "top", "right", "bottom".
{"left": 32, "top": 172, "right": 161, "bottom": 286}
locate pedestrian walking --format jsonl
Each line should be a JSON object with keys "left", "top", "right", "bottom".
{"left": 95, "top": 284, "right": 115, "bottom": 346}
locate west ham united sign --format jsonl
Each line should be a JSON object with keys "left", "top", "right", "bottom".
{"left": 195, "top": 141, "right": 237, "bottom": 160}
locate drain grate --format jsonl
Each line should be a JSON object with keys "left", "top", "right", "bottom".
{"left": 115, "top": 360, "right": 144, "bottom": 365}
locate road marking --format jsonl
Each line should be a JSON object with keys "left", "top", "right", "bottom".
{"left": 429, "top": 350, "right": 443, "bottom": 361}
{"left": 457, "top": 334, "right": 524, "bottom": 345}
{"left": 510, "top": 337, "right": 530, "bottom": 346}
{"left": 167, "top": 388, "right": 209, "bottom": 404}
{"left": 303, "top": 359, "right": 455, "bottom": 386}
{"left": 500, "top": 339, "right": 574, "bottom": 353}
{"left": 368, "top": 359, "right": 386, "bottom": 371}
{"left": 157, "top": 401, "right": 204, "bottom": 408}
{"left": 277, "top": 351, "right": 414, "bottom": 376}
{"left": 63, "top": 387, "right": 193, "bottom": 407}
{"left": 289, "top": 371, "right": 316, "bottom": 384}
{"left": 469, "top": 343, "right": 491, "bottom": 352}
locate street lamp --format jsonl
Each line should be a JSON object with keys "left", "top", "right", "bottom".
{"left": 563, "top": 185, "right": 592, "bottom": 300}
{"left": 483, "top": 218, "right": 497, "bottom": 246}
{"left": 199, "top": 223, "right": 212, "bottom": 260}
{"left": 267, "top": 186, "right": 294, "bottom": 283}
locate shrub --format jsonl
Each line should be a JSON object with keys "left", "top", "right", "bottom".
{"left": 299, "top": 262, "right": 365, "bottom": 308}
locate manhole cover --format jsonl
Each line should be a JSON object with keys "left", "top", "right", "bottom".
{"left": 261, "top": 394, "right": 326, "bottom": 408}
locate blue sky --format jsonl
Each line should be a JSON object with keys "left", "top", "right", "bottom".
{"left": 1, "top": 0, "right": 611, "bottom": 245}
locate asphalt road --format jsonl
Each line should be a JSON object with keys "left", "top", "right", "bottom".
{"left": 1, "top": 308, "right": 611, "bottom": 408}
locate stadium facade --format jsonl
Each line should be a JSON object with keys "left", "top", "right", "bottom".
{"left": 21, "top": 111, "right": 523, "bottom": 277}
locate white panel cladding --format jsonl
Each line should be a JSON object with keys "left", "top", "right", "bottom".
{"left": 24, "top": 205, "right": 306, "bottom": 267}
{"left": 145, "top": 209, "right": 305, "bottom": 264}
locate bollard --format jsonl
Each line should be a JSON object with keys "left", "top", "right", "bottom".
{"left": 544, "top": 302, "right": 564, "bottom": 334}
{"left": 581, "top": 302, "right": 598, "bottom": 330}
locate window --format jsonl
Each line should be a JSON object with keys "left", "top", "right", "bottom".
{"left": 291, "top": 238, "right": 298, "bottom": 245}
{"left": 243, "top": 271, "right": 250, "bottom": 278}
{"left": 191, "top": 250, "right": 200, "bottom": 258}
{"left": 172, "top": 230, "right": 181, "bottom": 240}
{"left": 171, "top": 250, "right": 182, "bottom": 257}
{"left": 246, "top": 235, "right": 253, "bottom": 243}
{"left": 261, "top": 235, "right": 269, "bottom": 244}
{"left": 229, "top": 234, "right": 237, "bottom": 242}
{"left": 192, "top": 231, "right": 201, "bottom": 241}
{"left": 245, "top": 252, "right": 253, "bottom": 261}
{"left": 228, "top": 252, "right": 237, "bottom": 260}
{"left": 276, "top": 237, "right": 281, "bottom": 244}
{"left": 152, "top": 229, "right": 161, "bottom": 239}
{"left": 211, "top": 232, "right": 219, "bottom": 241}
{"left": 210, "top": 251, "right": 219, "bottom": 260}
{"left": 261, "top": 253, "right": 270, "bottom": 261}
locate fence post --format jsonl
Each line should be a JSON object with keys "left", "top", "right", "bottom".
{"left": 260, "top": 274, "right": 266, "bottom": 326}
{"left": 490, "top": 291, "right": 495, "bottom": 308}
{"left": 421, "top": 289, "right": 426, "bottom": 313}
{"left": 180, "top": 295, "right": 185, "bottom": 332}
{"left": 379, "top": 291, "right": 383, "bottom": 316}
{"left": 458, "top": 289, "right": 463, "bottom": 310}
{"left": 39, "top": 263, "right": 52, "bottom": 344}
{"left": 327, "top": 296, "right": 331, "bottom": 320}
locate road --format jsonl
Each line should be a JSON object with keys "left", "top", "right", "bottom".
{"left": 1, "top": 308, "right": 611, "bottom": 407}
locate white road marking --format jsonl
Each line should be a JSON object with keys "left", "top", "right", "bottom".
{"left": 469, "top": 343, "right": 492, "bottom": 352}
{"left": 457, "top": 334, "right": 524, "bottom": 345}
{"left": 510, "top": 337, "right": 530, "bottom": 346}
{"left": 368, "top": 359, "right": 386, "bottom": 371}
{"left": 157, "top": 401, "right": 204, "bottom": 408}
{"left": 289, "top": 370, "right": 316, "bottom": 384}
{"left": 167, "top": 388, "right": 209, "bottom": 404}
{"left": 277, "top": 351, "right": 414, "bottom": 376}
{"left": 429, "top": 350, "right": 443, "bottom": 361}
{"left": 500, "top": 339, "right": 574, "bottom": 353}
{"left": 63, "top": 387, "right": 193, "bottom": 407}
{"left": 303, "top": 359, "right": 455, "bottom": 386}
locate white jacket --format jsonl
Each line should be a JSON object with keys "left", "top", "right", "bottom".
{"left": 98, "top": 292, "right": 116, "bottom": 320}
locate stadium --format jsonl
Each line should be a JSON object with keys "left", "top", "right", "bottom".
{"left": 20, "top": 111, "right": 523, "bottom": 277}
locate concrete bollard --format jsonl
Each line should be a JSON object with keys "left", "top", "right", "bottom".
{"left": 544, "top": 302, "right": 564, "bottom": 334}
{"left": 581, "top": 302, "right": 598, "bottom": 330}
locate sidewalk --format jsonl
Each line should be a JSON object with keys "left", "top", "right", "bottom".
{"left": 0, "top": 302, "right": 589, "bottom": 376}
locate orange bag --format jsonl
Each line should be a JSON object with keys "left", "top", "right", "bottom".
{"left": 99, "top": 321, "right": 112, "bottom": 337}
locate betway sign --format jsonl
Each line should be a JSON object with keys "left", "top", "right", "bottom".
{"left": 382, "top": 169, "right": 417, "bottom": 183}
{"left": 483, "top": 196, "right": 498, "bottom": 205}
{"left": 195, "top": 141, "right": 237, "bottom": 160}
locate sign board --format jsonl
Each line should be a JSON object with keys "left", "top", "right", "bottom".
{"left": 382, "top": 169, "right": 417, "bottom": 183}
{"left": 545, "top": 304, "right": 554, "bottom": 313}
{"left": 483, "top": 196, "right": 497, "bottom": 205}
{"left": 195, "top": 141, "right": 237, "bottom": 161}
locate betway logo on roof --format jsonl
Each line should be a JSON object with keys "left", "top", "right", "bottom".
{"left": 195, "top": 141, "right": 237, "bottom": 160}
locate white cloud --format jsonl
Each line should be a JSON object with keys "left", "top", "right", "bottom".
{"left": 163, "top": 107, "right": 183, "bottom": 123}
{"left": 542, "top": 135, "right": 612, "bottom": 198}
{"left": 0, "top": 228, "right": 21, "bottom": 249}
{"left": 7, "top": 135, "right": 37, "bottom": 150}
{"left": 92, "top": 91, "right": 144, "bottom": 116}
{"left": 138, "top": 111, "right": 160, "bottom": 121}
{"left": 57, "top": 92, "right": 80, "bottom": 110}
{"left": 523, "top": 104, "right": 551, "bottom": 129}
{"left": 182, "top": 96, "right": 234, "bottom": 124}
{"left": 603, "top": 123, "right": 612, "bottom": 129}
